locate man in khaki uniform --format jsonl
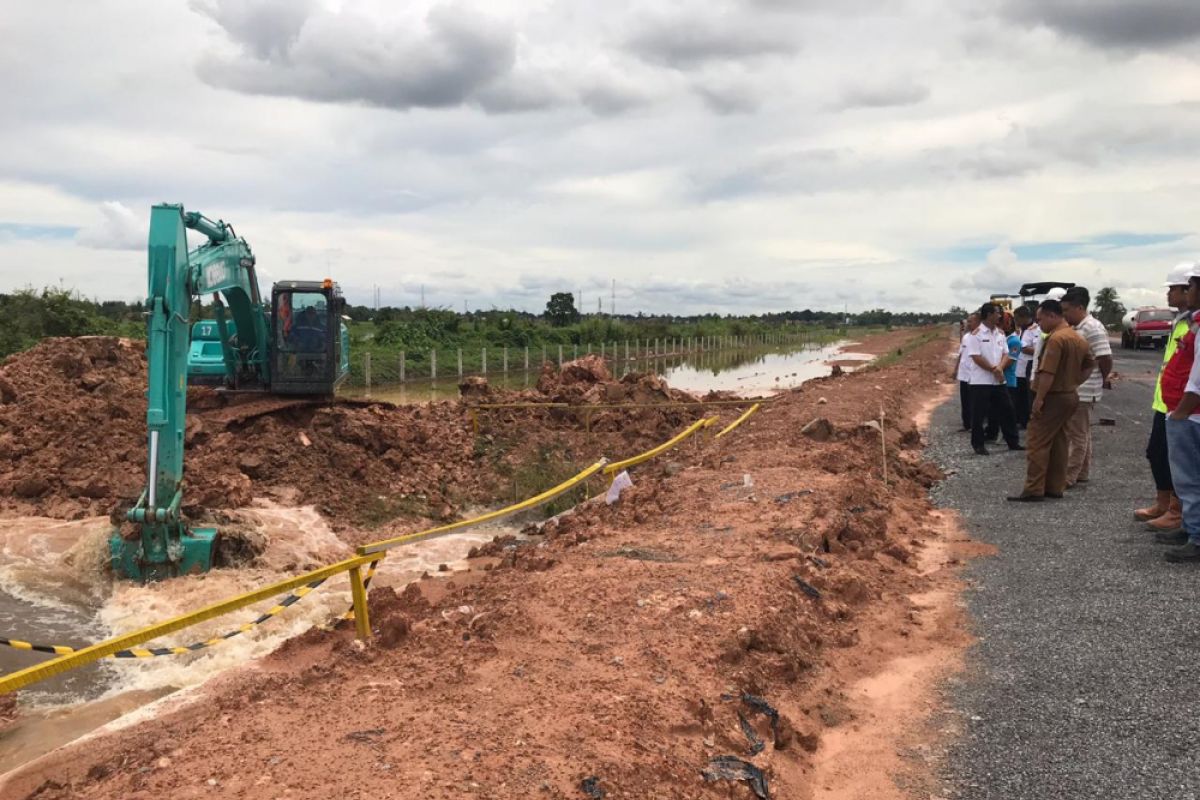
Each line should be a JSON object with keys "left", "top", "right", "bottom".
{"left": 1009, "top": 299, "right": 1095, "bottom": 501}
{"left": 1061, "top": 287, "right": 1113, "bottom": 488}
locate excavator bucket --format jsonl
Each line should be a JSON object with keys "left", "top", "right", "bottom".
{"left": 110, "top": 524, "right": 218, "bottom": 583}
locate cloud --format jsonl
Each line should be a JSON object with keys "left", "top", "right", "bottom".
{"left": 693, "top": 77, "right": 762, "bottom": 114}
{"left": 188, "top": 0, "right": 317, "bottom": 60}
{"left": 75, "top": 201, "right": 144, "bottom": 251}
{"left": 193, "top": 2, "right": 521, "bottom": 112}
{"left": 834, "top": 77, "right": 930, "bottom": 110}
{"left": 1000, "top": 0, "right": 1200, "bottom": 49}
{"left": 624, "top": 12, "right": 801, "bottom": 67}
{"left": 949, "top": 242, "right": 1026, "bottom": 292}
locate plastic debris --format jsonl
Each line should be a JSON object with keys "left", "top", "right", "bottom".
{"left": 606, "top": 470, "right": 633, "bottom": 505}
{"left": 702, "top": 756, "right": 769, "bottom": 799}
{"left": 793, "top": 576, "right": 822, "bottom": 600}
{"left": 579, "top": 776, "right": 605, "bottom": 798}
{"left": 738, "top": 711, "right": 766, "bottom": 755}
{"left": 741, "top": 693, "right": 782, "bottom": 744}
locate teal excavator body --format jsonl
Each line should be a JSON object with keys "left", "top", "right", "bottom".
{"left": 111, "top": 204, "right": 348, "bottom": 581}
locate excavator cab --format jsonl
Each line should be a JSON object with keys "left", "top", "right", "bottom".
{"left": 270, "top": 279, "right": 350, "bottom": 396}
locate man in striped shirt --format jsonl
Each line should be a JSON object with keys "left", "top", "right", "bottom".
{"left": 1061, "top": 287, "right": 1114, "bottom": 488}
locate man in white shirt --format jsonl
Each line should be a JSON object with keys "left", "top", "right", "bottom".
{"left": 964, "top": 303, "right": 1023, "bottom": 455}
{"left": 1014, "top": 305, "right": 1039, "bottom": 427}
{"left": 1060, "top": 287, "right": 1114, "bottom": 488}
{"left": 1163, "top": 271, "right": 1200, "bottom": 563}
{"left": 951, "top": 312, "right": 980, "bottom": 431}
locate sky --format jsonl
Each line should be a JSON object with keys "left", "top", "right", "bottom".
{"left": 2, "top": 0, "right": 1199, "bottom": 315}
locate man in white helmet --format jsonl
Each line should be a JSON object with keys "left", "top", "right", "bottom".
{"left": 1134, "top": 263, "right": 1195, "bottom": 529}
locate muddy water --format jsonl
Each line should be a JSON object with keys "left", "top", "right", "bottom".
{"left": 349, "top": 341, "right": 864, "bottom": 404}
{"left": 0, "top": 503, "right": 523, "bottom": 774}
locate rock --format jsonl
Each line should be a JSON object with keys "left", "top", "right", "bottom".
{"left": 377, "top": 614, "right": 411, "bottom": 649}
{"left": 0, "top": 373, "right": 16, "bottom": 404}
{"left": 93, "top": 381, "right": 124, "bottom": 398}
{"left": 763, "top": 545, "right": 804, "bottom": 562}
{"left": 559, "top": 355, "right": 611, "bottom": 385}
{"left": 79, "top": 371, "right": 107, "bottom": 391}
{"left": 817, "top": 396, "right": 828, "bottom": 405}
{"left": 13, "top": 477, "right": 50, "bottom": 498}
{"left": 830, "top": 364, "right": 844, "bottom": 377}
{"left": 237, "top": 454, "right": 267, "bottom": 480}
{"left": 458, "top": 375, "right": 491, "bottom": 399}
{"left": 664, "top": 462, "right": 684, "bottom": 477}
{"left": 801, "top": 417, "right": 834, "bottom": 442}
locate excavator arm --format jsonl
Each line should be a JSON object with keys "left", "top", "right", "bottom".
{"left": 111, "top": 204, "right": 269, "bottom": 581}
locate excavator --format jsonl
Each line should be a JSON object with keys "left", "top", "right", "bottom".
{"left": 111, "top": 203, "right": 349, "bottom": 581}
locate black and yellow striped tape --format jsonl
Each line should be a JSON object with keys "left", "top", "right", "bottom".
{"left": 1, "top": 576, "right": 329, "bottom": 660}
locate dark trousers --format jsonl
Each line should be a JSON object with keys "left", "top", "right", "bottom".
{"left": 1014, "top": 377, "right": 1031, "bottom": 426}
{"left": 970, "top": 384, "right": 1018, "bottom": 450}
{"left": 959, "top": 380, "right": 971, "bottom": 429}
{"left": 1023, "top": 392, "right": 1078, "bottom": 496}
{"left": 1147, "top": 410, "right": 1173, "bottom": 492}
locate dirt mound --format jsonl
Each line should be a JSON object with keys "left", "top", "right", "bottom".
{"left": 0, "top": 337, "right": 148, "bottom": 519}
{"left": 0, "top": 339, "right": 709, "bottom": 529}
{"left": 527, "top": 355, "right": 697, "bottom": 407}
{"left": 0, "top": 339, "right": 496, "bottom": 526}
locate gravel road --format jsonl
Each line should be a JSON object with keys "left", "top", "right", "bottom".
{"left": 928, "top": 344, "right": 1200, "bottom": 800}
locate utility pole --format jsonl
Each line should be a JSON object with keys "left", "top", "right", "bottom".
{"left": 611, "top": 279, "right": 616, "bottom": 317}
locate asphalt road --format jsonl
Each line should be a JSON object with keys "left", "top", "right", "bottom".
{"left": 928, "top": 344, "right": 1200, "bottom": 800}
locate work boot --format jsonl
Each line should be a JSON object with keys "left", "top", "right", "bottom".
{"left": 973, "top": 446, "right": 989, "bottom": 456}
{"left": 1154, "top": 530, "right": 1188, "bottom": 545}
{"left": 1164, "top": 541, "right": 1200, "bottom": 563}
{"left": 1135, "top": 490, "right": 1172, "bottom": 522}
{"left": 1147, "top": 495, "right": 1183, "bottom": 532}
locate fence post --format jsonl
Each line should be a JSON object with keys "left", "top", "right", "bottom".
{"left": 573, "top": 343, "right": 578, "bottom": 359}
{"left": 364, "top": 352, "right": 372, "bottom": 393}
{"left": 431, "top": 349, "right": 437, "bottom": 379}
{"left": 349, "top": 565, "right": 371, "bottom": 641}
{"left": 558, "top": 344, "right": 563, "bottom": 365}
{"left": 625, "top": 340, "right": 629, "bottom": 361}
{"left": 399, "top": 351, "right": 406, "bottom": 382}
{"left": 587, "top": 342, "right": 592, "bottom": 355}
{"left": 503, "top": 347, "right": 508, "bottom": 375}
{"left": 524, "top": 346, "right": 529, "bottom": 370}
{"left": 482, "top": 347, "right": 487, "bottom": 374}
{"left": 457, "top": 348, "right": 463, "bottom": 378}
{"left": 600, "top": 341, "right": 605, "bottom": 360}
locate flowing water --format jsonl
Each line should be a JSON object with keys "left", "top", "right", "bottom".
{"left": 0, "top": 503, "right": 521, "bottom": 774}
{"left": 350, "top": 341, "right": 870, "bottom": 404}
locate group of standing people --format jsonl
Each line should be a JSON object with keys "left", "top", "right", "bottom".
{"left": 954, "top": 266, "right": 1200, "bottom": 564}
{"left": 954, "top": 288, "right": 1112, "bottom": 484}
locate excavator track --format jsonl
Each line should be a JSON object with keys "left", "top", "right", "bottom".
{"left": 196, "top": 395, "right": 386, "bottom": 427}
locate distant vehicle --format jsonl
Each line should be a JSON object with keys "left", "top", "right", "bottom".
{"left": 1017, "top": 281, "right": 1075, "bottom": 312}
{"left": 1121, "top": 307, "right": 1175, "bottom": 349}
